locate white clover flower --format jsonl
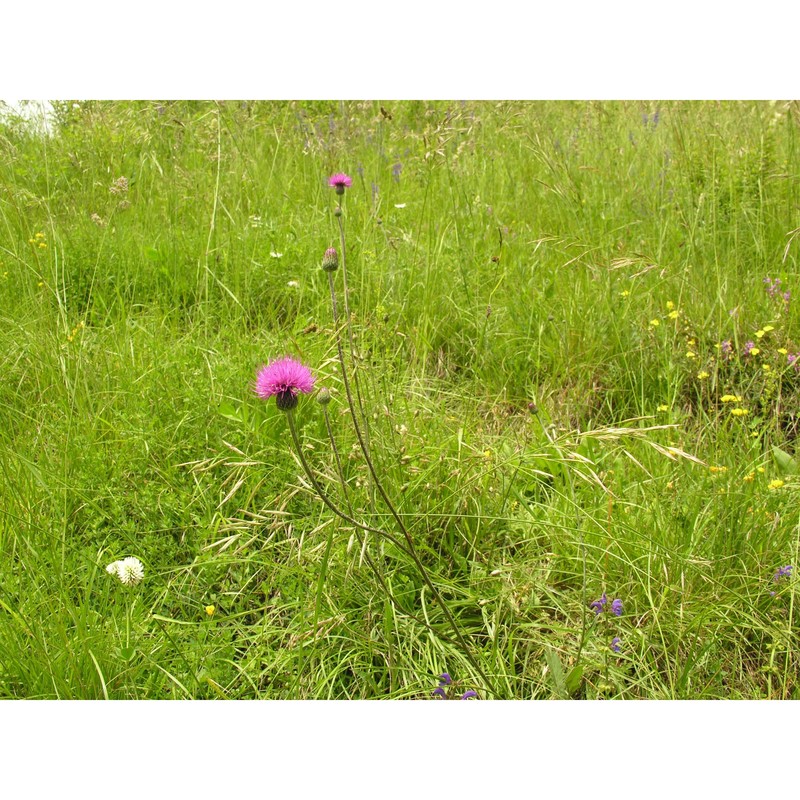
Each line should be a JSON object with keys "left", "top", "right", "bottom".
{"left": 394, "top": 203, "right": 406, "bottom": 209}
{"left": 270, "top": 251, "right": 283, "bottom": 258}
{"left": 287, "top": 280, "right": 300, "bottom": 288}
{"left": 107, "top": 557, "right": 144, "bottom": 586}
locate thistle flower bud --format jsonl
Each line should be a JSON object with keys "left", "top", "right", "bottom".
{"left": 334, "top": 206, "right": 343, "bottom": 218}
{"left": 316, "top": 387, "right": 332, "bottom": 406}
{"left": 322, "top": 247, "right": 339, "bottom": 272}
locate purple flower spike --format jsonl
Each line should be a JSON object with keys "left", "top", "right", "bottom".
{"left": 774, "top": 565, "right": 793, "bottom": 582}
{"left": 610, "top": 637, "right": 621, "bottom": 653}
{"left": 255, "top": 358, "right": 315, "bottom": 411}
{"left": 611, "top": 598, "right": 623, "bottom": 617}
{"left": 590, "top": 592, "right": 608, "bottom": 615}
{"left": 438, "top": 673, "right": 452, "bottom": 686}
{"left": 432, "top": 687, "right": 447, "bottom": 699}
{"left": 461, "top": 690, "right": 478, "bottom": 700}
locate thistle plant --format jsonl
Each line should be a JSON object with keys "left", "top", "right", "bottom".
{"left": 252, "top": 173, "right": 497, "bottom": 696}
{"left": 320, "top": 174, "right": 495, "bottom": 693}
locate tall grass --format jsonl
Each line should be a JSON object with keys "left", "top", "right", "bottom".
{"left": 0, "top": 100, "right": 798, "bottom": 698}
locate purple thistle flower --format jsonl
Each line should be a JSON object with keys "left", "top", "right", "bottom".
{"left": 461, "top": 690, "right": 478, "bottom": 700}
{"left": 774, "top": 565, "right": 793, "bottom": 582}
{"left": 590, "top": 592, "right": 608, "bottom": 615}
{"left": 610, "top": 637, "right": 621, "bottom": 653}
{"left": 432, "top": 687, "right": 447, "bottom": 699}
{"left": 328, "top": 172, "right": 352, "bottom": 195}
{"left": 255, "top": 358, "right": 315, "bottom": 411}
{"left": 611, "top": 598, "right": 623, "bottom": 617}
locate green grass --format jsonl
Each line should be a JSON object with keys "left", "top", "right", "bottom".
{"left": 1, "top": 99, "right": 799, "bottom": 699}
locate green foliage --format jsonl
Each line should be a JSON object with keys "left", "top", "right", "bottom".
{"left": 1, "top": 101, "right": 799, "bottom": 699}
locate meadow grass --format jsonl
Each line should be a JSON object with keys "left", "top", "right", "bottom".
{"left": 0, "top": 100, "right": 798, "bottom": 699}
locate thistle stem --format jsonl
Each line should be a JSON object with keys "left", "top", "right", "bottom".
{"left": 325, "top": 273, "right": 496, "bottom": 696}
{"left": 286, "top": 408, "right": 470, "bottom": 653}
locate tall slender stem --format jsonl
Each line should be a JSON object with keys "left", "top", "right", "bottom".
{"left": 336, "top": 212, "right": 370, "bottom": 449}
{"left": 326, "top": 271, "right": 496, "bottom": 695}
{"left": 285, "top": 410, "right": 408, "bottom": 556}
{"left": 286, "top": 409, "right": 470, "bottom": 653}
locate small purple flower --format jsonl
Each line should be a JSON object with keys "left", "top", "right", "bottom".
{"left": 743, "top": 341, "right": 755, "bottom": 356}
{"left": 392, "top": 161, "right": 402, "bottom": 182}
{"left": 611, "top": 598, "right": 623, "bottom": 617}
{"left": 774, "top": 565, "right": 793, "bottom": 582}
{"left": 720, "top": 339, "right": 732, "bottom": 358}
{"left": 328, "top": 172, "right": 352, "bottom": 194}
{"left": 610, "top": 637, "right": 621, "bottom": 653}
{"left": 764, "top": 276, "right": 782, "bottom": 299}
{"left": 590, "top": 593, "right": 608, "bottom": 615}
{"left": 432, "top": 687, "right": 447, "bottom": 699}
{"left": 783, "top": 290, "right": 791, "bottom": 305}
{"left": 438, "top": 673, "right": 452, "bottom": 686}
{"left": 461, "top": 690, "right": 478, "bottom": 700}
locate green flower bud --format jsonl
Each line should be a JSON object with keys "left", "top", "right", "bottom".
{"left": 321, "top": 247, "right": 339, "bottom": 272}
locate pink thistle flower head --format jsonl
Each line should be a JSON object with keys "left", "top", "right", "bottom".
{"left": 255, "top": 357, "right": 315, "bottom": 411}
{"left": 328, "top": 172, "right": 352, "bottom": 195}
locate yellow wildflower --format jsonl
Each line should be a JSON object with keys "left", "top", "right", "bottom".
{"left": 750, "top": 347, "right": 760, "bottom": 355}
{"left": 763, "top": 325, "right": 775, "bottom": 333}
{"left": 743, "top": 472, "right": 755, "bottom": 483}
{"left": 709, "top": 466, "right": 728, "bottom": 474}
{"left": 666, "top": 301, "right": 675, "bottom": 310}
{"left": 620, "top": 290, "right": 630, "bottom": 297}
{"left": 720, "top": 395, "right": 742, "bottom": 403}
{"left": 763, "top": 364, "right": 771, "bottom": 372}
{"left": 778, "top": 348, "right": 788, "bottom": 355}
{"left": 686, "top": 351, "right": 697, "bottom": 359}
{"left": 730, "top": 408, "right": 749, "bottom": 416}
{"left": 649, "top": 319, "right": 660, "bottom": 327}
{"left": 38, "top": 242, "right": 47, "bottom": 249}
{"left": 35, "top": 232, "right": 45, "bottom": 239}
{"left": 657, "top": 404, "right": 670, "bottom": 412}
{"left": 697, "top": 371, "right": 710, "bottom": 379}
{"left": 668, "top": 310, "right": 679, "bottom": 319}
{"left": 205, "top": 605, "right": 216, "bottom": 616}
{"left": 768, "top": 479, "right": 785, "bottom": 490}
{"left": 755, "top": 330, "right": 766, "bottom": 339}
{"left": 687, "top": 339, "right": 696, "bottom": 346}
